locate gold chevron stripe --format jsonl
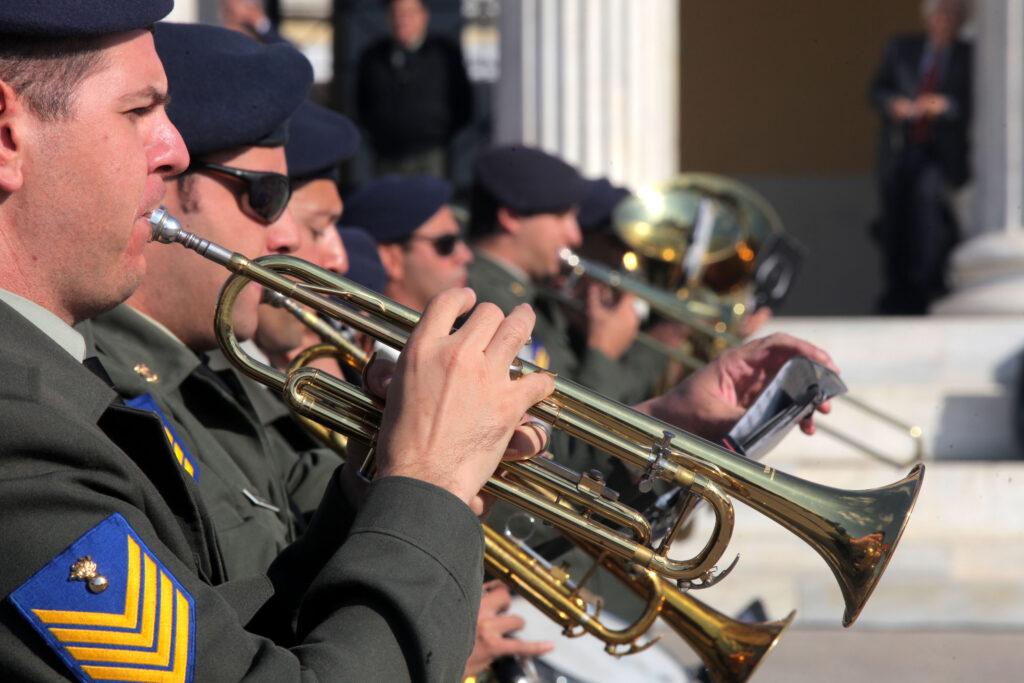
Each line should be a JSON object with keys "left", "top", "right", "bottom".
{"left": 48, "top": 554, "right": 158, "bottom": 646}
{"left": 33, "top": 537, "right": 143, "bottom": 629}
{"left": 29, "top": 532, "right": 193, "bottom": 682}
{"left": 64, "top": 571, "right": 172, "bottom": 664}
{"left": 80, "top": 588, "right": 190, "bottom": 683}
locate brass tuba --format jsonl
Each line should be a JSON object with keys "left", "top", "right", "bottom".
{"left": 612, "top": 173, "right": 783, "bottom": 305}
{"left": 149, "top": 207, "right": 924, "bottom": 626}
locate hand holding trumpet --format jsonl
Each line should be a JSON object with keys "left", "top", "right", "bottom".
{"left": 373, "top": 288, "right": 555, "bottom": 514}
{"left": 636, "top": 332, "right": 839, "bottom": 442}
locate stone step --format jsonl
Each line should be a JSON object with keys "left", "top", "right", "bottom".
{"left": 676, "top": 461, "right": 1024, "bottom": 630}
{"left": 759, "top": 315, "right": 1024, "bottom": 463}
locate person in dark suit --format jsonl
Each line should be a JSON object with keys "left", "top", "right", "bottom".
{"left": 869, "top": 0, "right": 972, "bottom": 314}
{"left": 356, "top": 0, "right": 473, "bottom": 177}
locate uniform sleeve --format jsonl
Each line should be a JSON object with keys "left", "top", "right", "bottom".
{"left": 868, "top": 38, "right": 902, "bottom": 115}
{"left": 0, "top": 408, "right": 483, "bottom": 682}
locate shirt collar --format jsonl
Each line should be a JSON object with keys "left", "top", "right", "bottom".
{"left": 0, "top": 288, "right": 86, "bottom": 361}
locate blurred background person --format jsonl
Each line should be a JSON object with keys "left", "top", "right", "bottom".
{"left": 356, "top": 0, "right": 473, "bottom": 177}
{"left": 869, "top": 0, "right": 972, "bottom": 315}
{"left": 220, "top": 0, "right": 288, "bottom": 44}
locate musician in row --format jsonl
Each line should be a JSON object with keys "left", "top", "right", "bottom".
{"left": 0, "top": 11, "right": 551, "bottom": 681}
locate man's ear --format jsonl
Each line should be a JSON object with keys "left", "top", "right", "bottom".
{"left": 496, "top": 207, "right": 521, "bottom": 236}
{"left": 0, "top": 80, "right": 26, "bottom": 193}
{"left": 377, "top": 242, "right": 405, "bottom": 281}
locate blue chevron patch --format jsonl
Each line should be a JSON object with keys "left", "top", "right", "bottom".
{"left": 10, "top": 513, "right": 195, "bottom": 683}
{"left": 126, "top": 393, "right": 198, "bottom": 481}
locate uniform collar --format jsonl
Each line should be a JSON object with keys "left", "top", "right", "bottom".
{"left": 85, "top": 304, "right": 202, "bottom": 395}
{"left": 0, "top": 288, "right": 86, "bottom": 362}
{"left": 471, "top": 250, "right": 537, "bottom": 303}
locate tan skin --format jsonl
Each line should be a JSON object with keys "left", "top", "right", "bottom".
{"left": 388, "top": 0, "right": 430, "bottom": 48}
{"left": 475, "top": 207, "right": 640, "bottom": 360}
{"left": 0, "top": 30, "right": 189, "bottom": 325}
{"left": 126, "top": 145, "right": 301, "bottom": 351}
{"left": 255, "top": 178, "right": 348, "bottom": 370}
{"left": 378, "top": 205, "right": 473, "bottom": 313}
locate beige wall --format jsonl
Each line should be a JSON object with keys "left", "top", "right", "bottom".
{"left": 679, "top": 1, "right": 923, "bottom": 175}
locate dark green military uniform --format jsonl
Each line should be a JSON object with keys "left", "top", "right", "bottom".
{"left": 0, "top": 300, "right": 483, "bottom": 681}
{"left": 467, "top": 251, "right": 627, "bottom": 399}
{"left": 80, "top": 304, "right": 341, "bottom": 581}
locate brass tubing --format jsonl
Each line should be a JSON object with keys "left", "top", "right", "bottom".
{"left": 150, "top": 208, "right": 925, "bottom": 625}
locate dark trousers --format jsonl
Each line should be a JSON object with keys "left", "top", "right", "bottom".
{"left": 874, "top": 144, "right": 959, "bottom": 314}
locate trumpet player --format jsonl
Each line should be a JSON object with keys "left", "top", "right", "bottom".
{"left": 0, "top": 12, "right": 557, "bottom": 681}
{"left": 343, "top": 173, "right": 473, "bottom": 314}
{"left": 467, "top": 145, "right": 643, "bottom": 401}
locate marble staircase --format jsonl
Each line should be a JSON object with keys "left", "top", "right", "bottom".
{"left": 682, "top": 315, "right": 1024, "bottom": 630}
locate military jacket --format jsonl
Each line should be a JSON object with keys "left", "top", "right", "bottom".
{"left": 0, "top": 301, "right": 482, "bottom": 681}
{"left": 468, "top": 252, "right": 627, "bottom": 400}
{"left": 83, "top": 305, "right": 312, "bottom": 581}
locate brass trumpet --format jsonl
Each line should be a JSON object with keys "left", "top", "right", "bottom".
{"left": 486, "top": 526, "right": 793, "bottom": 682}
{"left": 558, "top": 248, "right": 925, "bottom": 466}
{"left": 150, "top": 207, "right": 924, "bottom": 626}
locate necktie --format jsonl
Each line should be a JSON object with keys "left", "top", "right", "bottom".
{"left": 909, "top": 55, "right": 940, "bottom": 143}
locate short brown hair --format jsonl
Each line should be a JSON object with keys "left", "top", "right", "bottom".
{"left": 0, "top": 35, "right": 109, "bottom": 121}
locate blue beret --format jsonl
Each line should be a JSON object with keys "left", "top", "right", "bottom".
{"left": 286, "top": 101, "right": 359, "bottom": 182}
{"left": 343, "top": 175, "right": 453, "bottom": 243}
{"left": 473, "top": 145, "right": 588, "bottom": 215}
{"left": 339, "top": 227, "right": 387, "bottom": 294}
{"left": 0, "top": 0, "right": 171, "bottom": 38}
{"left": 155, "top": 22, "right": 313, "bottom": 158}
{"left": 578, "top": 178, "right": 632, "bottom": 232}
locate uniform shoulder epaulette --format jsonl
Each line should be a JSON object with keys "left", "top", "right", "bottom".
{"left": 10, "top": 513, "right": 196, "bottom": 683}
{"left": 126, "top": 393, "right": 199, "bottom": 481}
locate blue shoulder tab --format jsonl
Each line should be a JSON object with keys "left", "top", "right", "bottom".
{"left": 126, "top": 393, "right": 199, "bottom": 481}
{"left": 519, "top": 340, "right": 551, "bottom": 370}
{"left": 9, "top": 513, "right": 196, "bottom": 683}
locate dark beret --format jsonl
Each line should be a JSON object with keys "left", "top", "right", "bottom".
{"left": 0, "top": 0, "right": 171, "bottom": 38}
{"left": 286, "top": 101, "right": 359, "bottom": 182}
{"left": 339, "top": 227, "right": 387, "bottom": 294}
{"left": 577, "top": 178, "right": 632, "bottom": 232}
{"left": 473, "top": 145, "right": 588, "bottom": 215}
{"left": 155, "top": 22, "right": 313, "bottom": 158}
{"left": 343, "top": 175, "right": 453, "bottom": 243}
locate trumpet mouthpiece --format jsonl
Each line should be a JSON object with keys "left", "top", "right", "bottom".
{"left": 148, "top": 206, "right": 182, "bottom": 244}
{"left": 147, "top": 207, "right": 233, "bottom": 266}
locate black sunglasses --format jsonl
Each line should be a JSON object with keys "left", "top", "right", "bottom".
{"left": 188, "top": 161, "right": 292, "bottom": 223}
{"left": 405, "top": 233, "right": 463, "bottom": 256}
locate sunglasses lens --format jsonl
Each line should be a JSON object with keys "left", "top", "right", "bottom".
{"left": 434, "top": 234, "right": 458, "bottom": 256}
{"left": 248, "top": 175, "right": 291, "bottom": 222}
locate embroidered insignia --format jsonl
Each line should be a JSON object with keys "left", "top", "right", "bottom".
{"left": 10, "top": 513, "right": 195, "bottom": 683}
{"left": 133, "top": 364, "right": 160, "bottom": 384}
{"left": 68, "top": 557, "right": 108, "bottom": 594}
{"left": 125, "top": 394, "right": 198, "bottom": 481}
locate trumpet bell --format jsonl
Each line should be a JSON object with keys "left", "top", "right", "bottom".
{"left": 613, "top": 173, "right": 784, "bottom": 296}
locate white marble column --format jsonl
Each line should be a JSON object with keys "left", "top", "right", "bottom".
{"left": 933, "top": 0, "right": 1024, "bottom": 313}
{"left": 494, "top": 0, "right": 680, "bottom": 189}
